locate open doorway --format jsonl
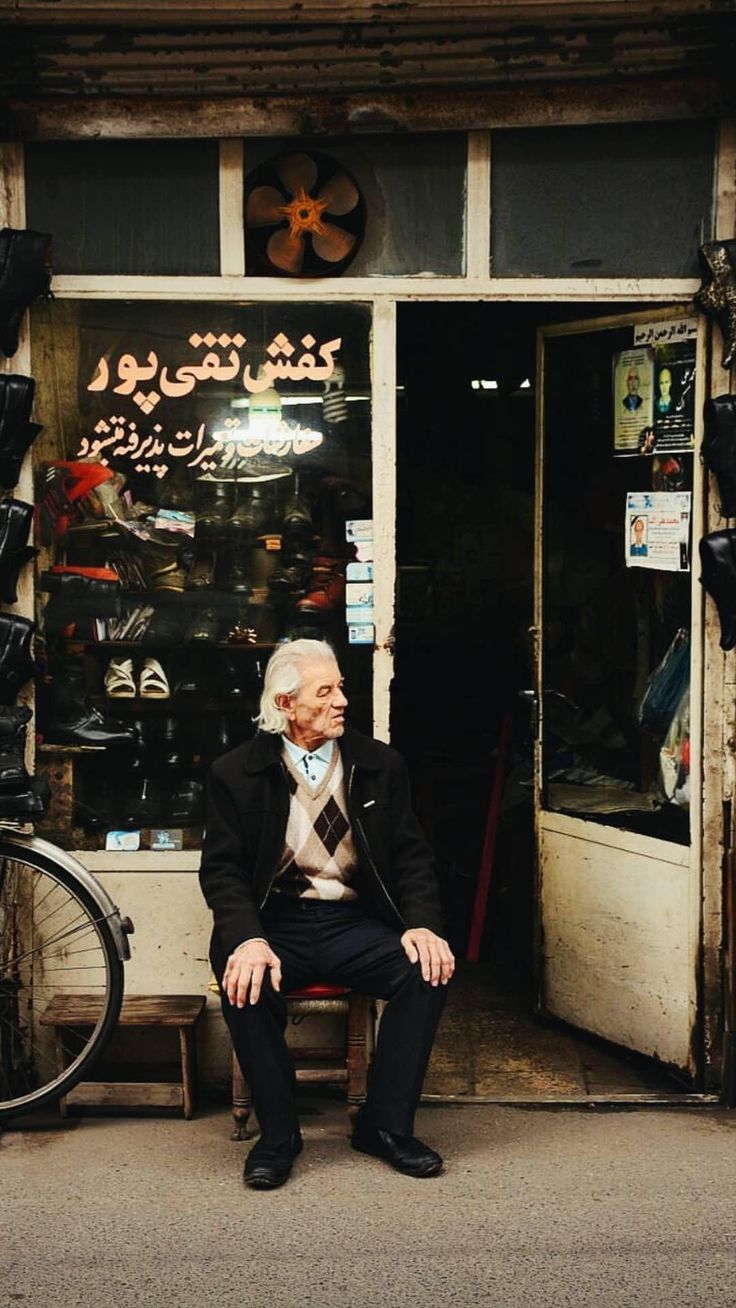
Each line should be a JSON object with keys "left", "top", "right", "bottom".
{"left": 394, "top": 303, "right": 693, "bottom": 1100}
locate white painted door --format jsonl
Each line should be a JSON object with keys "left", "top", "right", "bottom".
{"left": 534, "top": 308, "right": 706, "bottom": 1076}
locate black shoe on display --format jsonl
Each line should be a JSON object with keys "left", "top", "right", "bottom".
{"left": 185, "top": 545, "right": 216, "bottom": 591}
{"left": 350, "top": 1112, "right": 443, "bottom": 1178}
{"left": 141, "top": 606, "right": 189, "bottom": 646}
{"left": 226, "top": 484, "right": 272, "bottom": 542}
{"left": 0, "top": 613, "right": 35, "bottom": 705}
{"left": 244, "top": 1129, "right": 303, "bottom": 1190}
{"left": 40, "top": 666, "right": 139, "bottom": 748}
{"left": 219, "top": 654, "right": 248, "bottom": 700}
{"left": 0, "top": 498, "right": 37, "bottom": 605}
{"left": 196, "top": 481, "right": 234, "bottom": 537}
{"left": 0, "top": 228, "right": 53, "bottom": 359}
{"left": 169, "top": 778, "right": 205, "bottom": 826}
{"left": 215, "top": 547, "right": 251, "bottom": 595}
{"left": 118, "top": 776, "right": 167, "bottom": 829}
{"left": 185, "top": 607, "right": 222, "bottom": 643}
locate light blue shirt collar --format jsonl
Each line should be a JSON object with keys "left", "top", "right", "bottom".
{"left": 282, "top": 735, "right": 334, "bottom": 786}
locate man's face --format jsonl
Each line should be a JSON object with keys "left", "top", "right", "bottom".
{"left": 659, "top": 370, "right": 672, "bottom": 397}
{"left": 634, "top": 519, "right": 645, "bottom": 541}
{"left": 282, "top": 657, "right": 348, "bottom": 748}
{"left": 626, "top": 369, "right": 639, "bottom": 394}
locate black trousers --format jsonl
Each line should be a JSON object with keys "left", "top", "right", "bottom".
{"left": 212, "top": 897, "right": 448, "bottom": 1144}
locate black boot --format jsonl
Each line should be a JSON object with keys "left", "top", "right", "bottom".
{"left": 0, "top": 702, "right": 49, "bottom": 818}
{"left": 0, "top": 613, "right": 35, "bottom": 704}
{"left": 0, "top": 375, "right": 41, "bottom": 492}
{"left": 703, "top": 395, "right": 736, "bottom": 518}
{"left": 695, "top": 239, "right": 736, "bottom": 370}
{"left": 0, "top": 702, "right": 32, "bottom": 791}
{"left": 0, "top": 498, "right": 37, "bottom": 605}
{"left": 196, "top": 481, "right": 234, "bottom": 538}
{"left": 40, "top": 665, "right": 139, "bottom": 748}
{"left": 0, "top": 228, "right": 53, "bottom": 359}
{"left": 215, "top": 543, "right": 251, "bottom": 594}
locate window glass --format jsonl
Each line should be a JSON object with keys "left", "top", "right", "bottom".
{"left": 31, "top": 300, "right": 373, "bottom": 851}
{"left": 491, "top": 121, "right": 715, "bottom": 278}
{"left": 244, "top": 134, "right": 466, "bottom": 276}
{"left": 25, "top": 141, "right": 220, "bottom": 275}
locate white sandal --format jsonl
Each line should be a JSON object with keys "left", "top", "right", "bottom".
{"left": 139, "top": 657, "right": 170, "bottom": 699}
{"left": 104, "top": 656, "right": 136, "bottom": 698}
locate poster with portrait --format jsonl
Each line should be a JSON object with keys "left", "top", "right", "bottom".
{"left": 646, "top": 325, "right": 697, "bottom": 454}
{"left": 613, "top": 347, "right": 654, "bottom": 454}
{"left": 625, "top": 491, "right": 691, "bottom": 572}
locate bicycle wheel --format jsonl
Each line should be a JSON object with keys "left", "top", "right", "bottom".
{"left": 0, "top": 839, "right": 124, "bottom": 1120}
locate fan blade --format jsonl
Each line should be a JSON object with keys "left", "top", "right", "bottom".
{"left": 267, "top": 227, "right": 305, "bottom": 274}
{"left": 312, "top": 223, "right": 357, "bottom": 264}
{"left": 246, "top": 185, "right": 286, "bottom": 228}
{"left": 277, "top": 152, "right": 318, "bottom": 196}
{"left": 317, "top": 171, "right": 359, "bottom": 216}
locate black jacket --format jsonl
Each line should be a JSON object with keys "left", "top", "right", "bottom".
{"left": 199, "top": 727, "right": 444, "bottom": 958}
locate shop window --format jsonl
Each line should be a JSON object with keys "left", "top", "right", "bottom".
{"left": 491, "top": 121, "right": 715, "bottom": 278}
{"left": 30, "top": 299, "right": 373, "bottom": 851}
{"left": 24, "top": 141, "right": 220, "bottom": 275}
{"left": 243, "top": 135, "right": 466, "bottom": 277}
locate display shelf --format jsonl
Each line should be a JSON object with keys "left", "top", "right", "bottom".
{"left": 38, "top": 742, "right": 107, "bottom": 753}
{"left": 76, "top": 640, "right": 276, "bottom": 651}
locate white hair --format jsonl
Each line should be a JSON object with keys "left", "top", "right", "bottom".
{"left": 256, "top": 638, "right": 338, "bottom": 735}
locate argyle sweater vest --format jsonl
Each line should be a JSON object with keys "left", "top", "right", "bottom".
{"left": 273, "top": 745, "right": 359, "bottom": 901}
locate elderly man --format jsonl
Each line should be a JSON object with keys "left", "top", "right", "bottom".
{"left": 199, "top": 638, "right": 454, "bottom": 1189}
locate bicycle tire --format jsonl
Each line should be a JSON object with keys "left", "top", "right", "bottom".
{"left": 0, "top": 839, "right": 124, "bottom": 1121}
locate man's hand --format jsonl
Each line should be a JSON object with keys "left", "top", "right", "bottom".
{"left": 400, "top": 928, "right": 455, "bottom": 987}
{"left": 222, "top": 939, "right": 282, "bottom": 1008}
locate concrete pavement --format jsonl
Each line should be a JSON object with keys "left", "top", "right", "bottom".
{"left": 2, "top": 1098, "right": 736, "bottom": 1308}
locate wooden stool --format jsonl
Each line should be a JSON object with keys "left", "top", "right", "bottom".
{"left": 41, "top": 993, "right": 206, "bottom": 1119}
{"left": 231, "top": 986, "right": 371, "bottom": 1141}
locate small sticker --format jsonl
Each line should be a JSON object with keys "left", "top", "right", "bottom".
{"left": 348, "top": 623, "right": 375, "bottom": 646}
{"left": 346, "top": 606, "right": 375, "bottom": 624}
{"left": 105, "top": 830, "right": 141, "bottom": 852}
{"left": 346, "top": 519, "right": 374, "bottom": 543}
{"left": 346, "top": 562, "right": 373, "bottom": 582}
{"left": 151, "top": 828, "right": 183, "bottom": 851}
{"left": 345, "top": 582, "right": 374, "bottom": 608}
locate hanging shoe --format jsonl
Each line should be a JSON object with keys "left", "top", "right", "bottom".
{"left": 296, "top": 558, "right": 346, "bottom": 613}
{"left": 0, "top": 374, "right": 41, "bottom": 492}
{"left": 0, "top": 227, "right": 53, "bottom": 359}
{"left": 104, "top": 657, "right": 137, "bottom": 699}
{"left": 139, "top": 657, "right": 170, "bottom": 699}
{"left": 0, "top": 613, "right": 35, "bottom": 704}
{"left": 0, "top": 774, "right": 50, "bottom": 819}
{"left": 0, "top": 702, "right": 33, "bottom": 792}
{"left": 0, "top": 498, "right": 37, "bottom": 605}
{"left": 695, "top": 239, "right": 736, "bottom": 370}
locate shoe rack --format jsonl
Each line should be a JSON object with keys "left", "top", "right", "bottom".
{"left": 33, "top": 465, "right": 363, "bottom": 849}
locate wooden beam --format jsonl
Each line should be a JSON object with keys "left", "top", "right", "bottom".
{"left": 0, "top": 1, "right": 725, "bottom": 26}
{"left": 4, "top": 76, "right": 725, "bottom": 141}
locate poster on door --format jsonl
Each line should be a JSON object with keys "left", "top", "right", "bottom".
{"left": 625, "top": 491, "right": 691, "bottom": 572}
{"left": 634, "top": 317, "right": 697, "bottom": 454}
{"left": 613, "top": 347, "right": 654, "bottom": 454}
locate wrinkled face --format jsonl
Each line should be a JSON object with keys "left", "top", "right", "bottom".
{"left": 626, "top": 369, "right": 639, "bottom": 394}
{"left": 280, "top": 657, "right": 348, "bottom": 749}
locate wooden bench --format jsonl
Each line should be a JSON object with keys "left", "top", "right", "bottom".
{"left": 41, "top": 993, "right": 206, "bottom": 1119}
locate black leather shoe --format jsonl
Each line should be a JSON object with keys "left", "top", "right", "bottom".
{"left": 0, "top": 227, "right": 53, "bottom": 359}
{"left": 244, "top": 1129, "right": 303, "bottom": 1190}
{"left": 350, "top": 1116, "right": 443, "bottom": 1178}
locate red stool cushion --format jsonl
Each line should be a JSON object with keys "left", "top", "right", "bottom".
{"left": 287, "top": 984, "right": 348, "bottom": 998}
